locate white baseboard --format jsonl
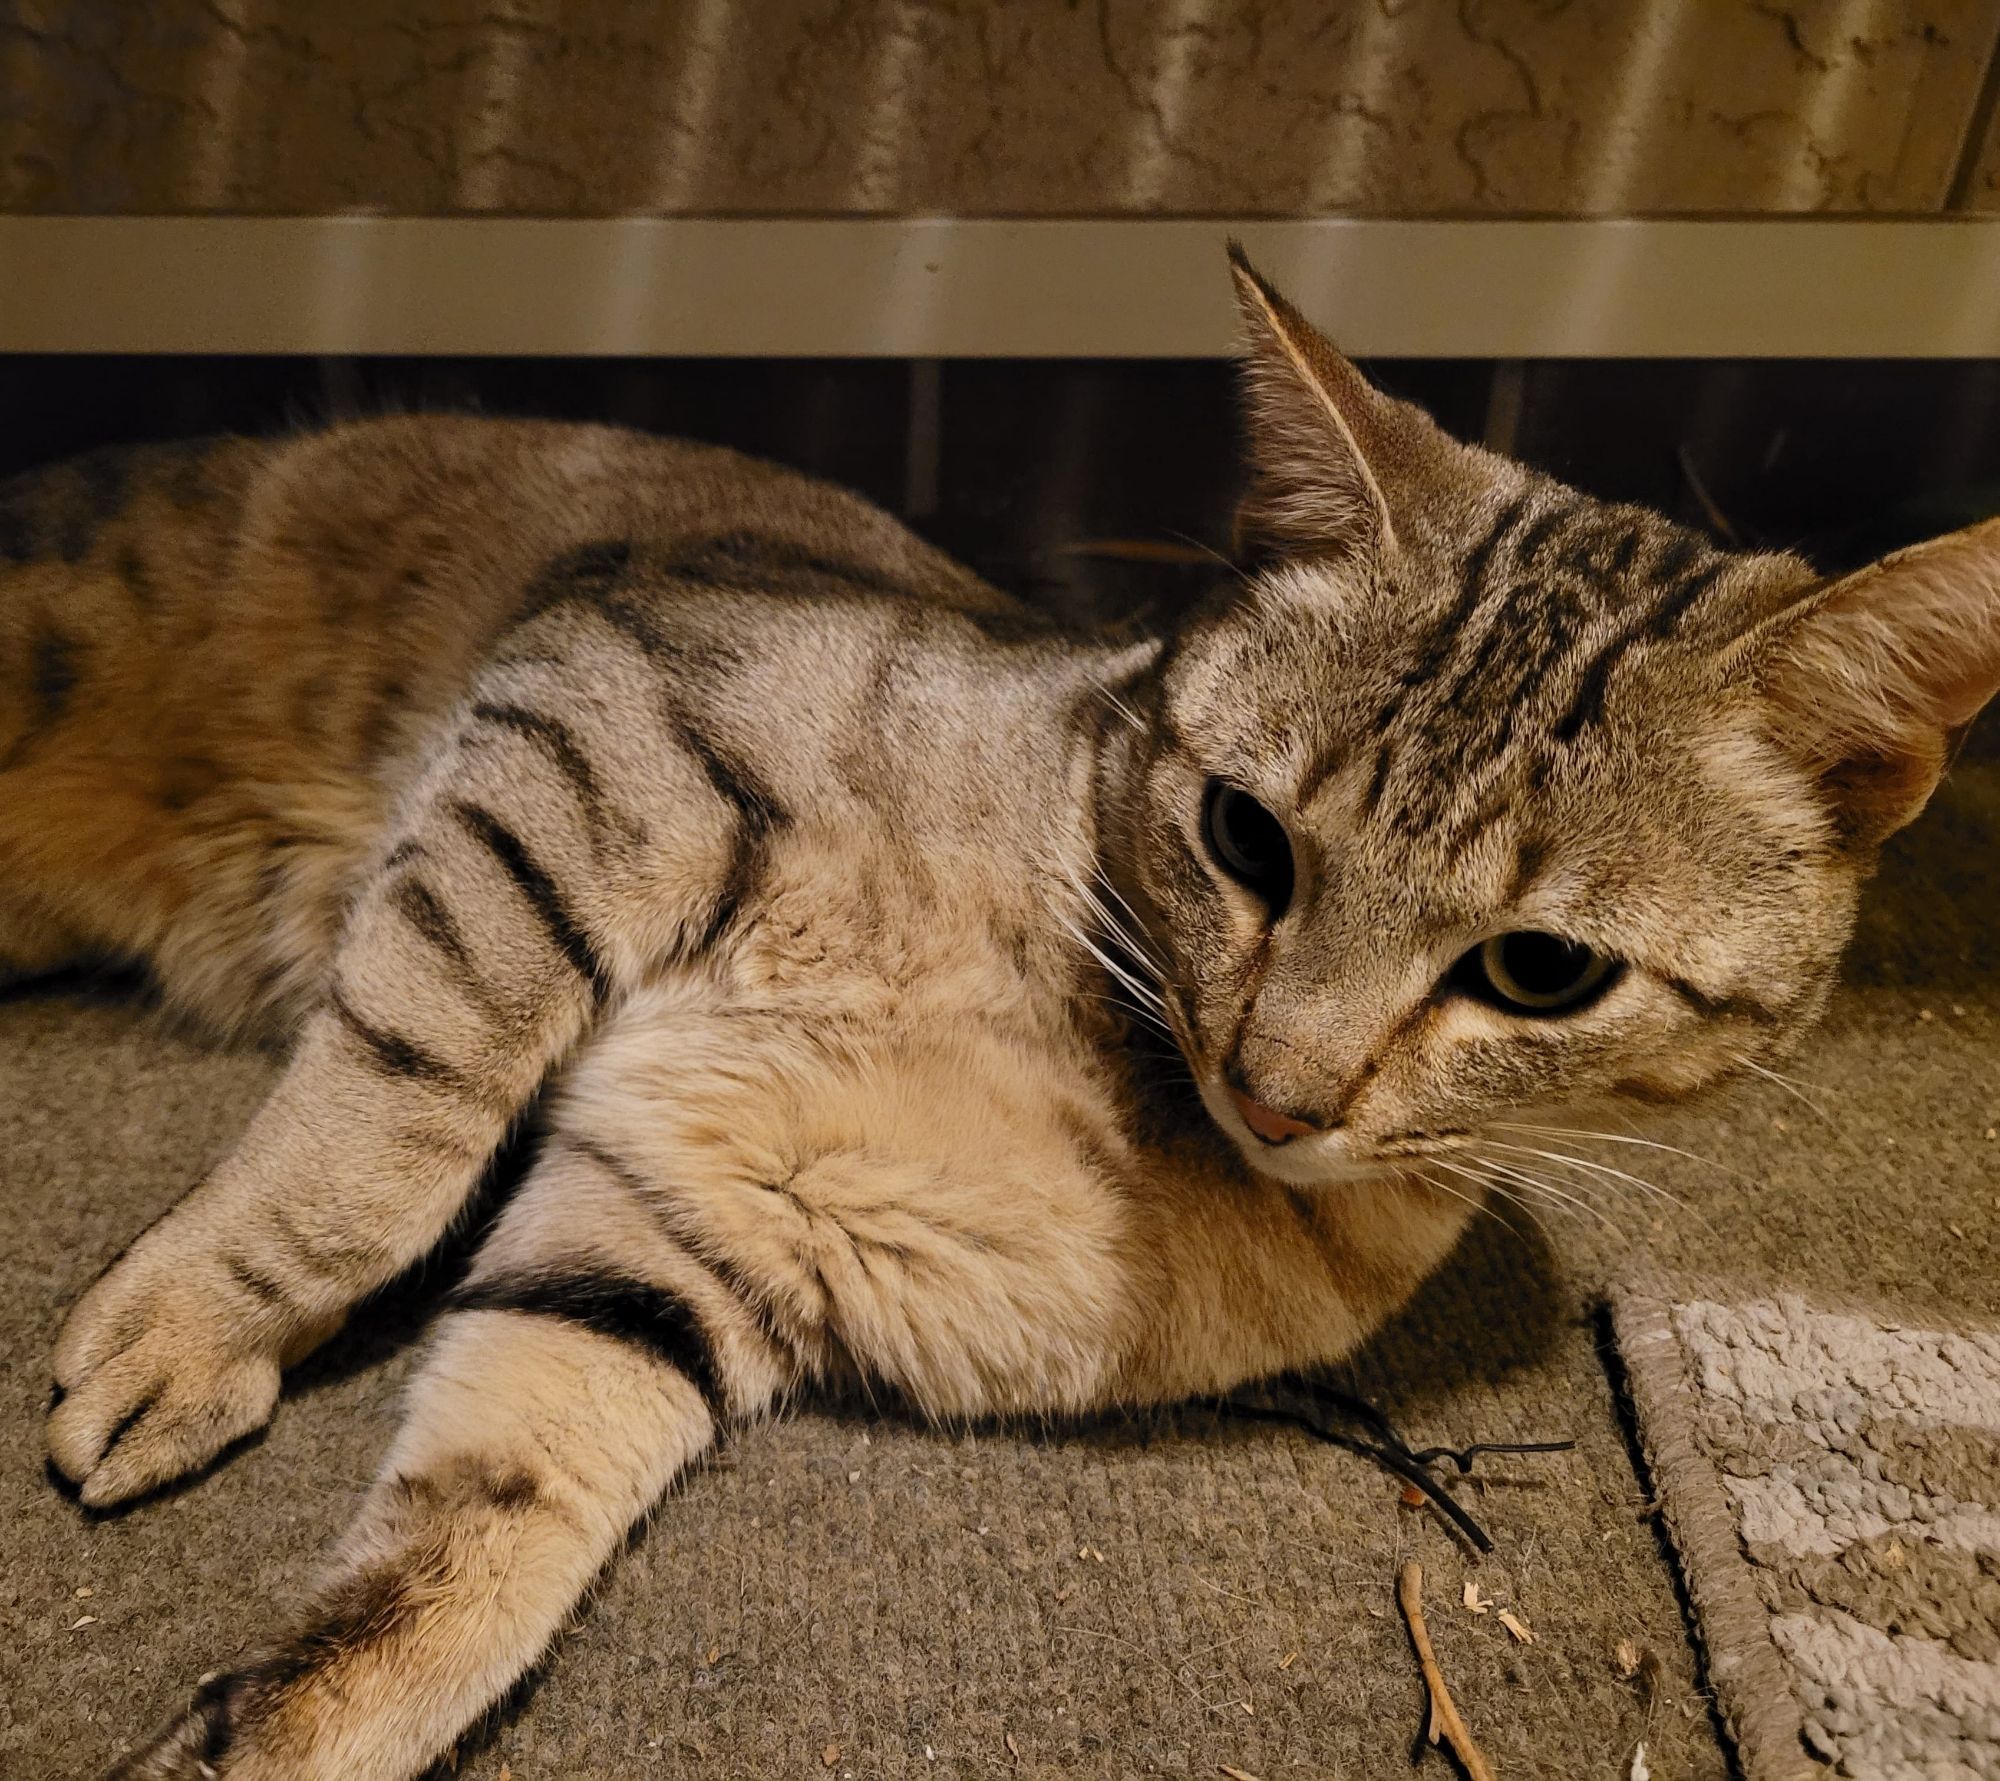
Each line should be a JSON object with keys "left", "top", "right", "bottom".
{"left": 3, "top": 217, "right": 1998, "bottom": 358}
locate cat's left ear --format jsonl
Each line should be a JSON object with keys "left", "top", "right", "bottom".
{"left": 1228, "top": 243, "right": 1402, "bottom": 564}
{"left": 1762, "top": 518, "right": 2000, "bottom": 846}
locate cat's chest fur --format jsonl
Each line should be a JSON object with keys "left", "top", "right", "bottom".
{"left": 545, "top": 746, "right": 1451, "bottom": 1420}
{"left": 555, "top": 762, "right": 1138, "bottom": 1416}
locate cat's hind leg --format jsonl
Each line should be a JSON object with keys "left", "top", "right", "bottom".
{"left": 105, "top": 1143, "right": 787, "bottom": 1781}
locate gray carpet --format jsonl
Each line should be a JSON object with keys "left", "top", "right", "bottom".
{"left": 4, "top": 752, "right": 1994, "bottom": 1779}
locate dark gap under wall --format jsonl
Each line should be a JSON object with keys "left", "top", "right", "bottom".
{"left": 2, "top": 357, "right": 1998, "bottom": 630}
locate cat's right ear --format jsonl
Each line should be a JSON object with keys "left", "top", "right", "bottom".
{"left": 1228, "top": 242, "right": 1397, "bottom": 564}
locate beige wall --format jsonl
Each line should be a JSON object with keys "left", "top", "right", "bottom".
{"left": 4, "top": 1, "right": 1999, "bottom": 217}
{"left": 1969, "top": 78, "right": 2000, "bottom": 207}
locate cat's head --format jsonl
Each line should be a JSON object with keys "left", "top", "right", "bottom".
{"left": 1112, "top": 246, "right": 2000, "bottom": 1192}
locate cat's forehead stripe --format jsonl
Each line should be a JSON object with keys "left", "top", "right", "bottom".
{"left": 1551, "top": 552, "right": 1728, "bottom": 742}
{"left": 1373, "top": 490, "right": 1530, "bottom": 735}
{"left": 1315, "top": 493, "right": 1732, "bottom": 835}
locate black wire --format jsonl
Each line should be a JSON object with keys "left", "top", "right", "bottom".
{"left": 1408, "top": 1439, "right": 1578, "bottom": 1475}
{"left": 1222, "top": 1401, "right": 1500, "bottom": 1553}
{"left": 1221, "top": 1376, "right": 1577, "bottom": 1557}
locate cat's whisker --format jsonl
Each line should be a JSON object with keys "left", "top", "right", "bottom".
{"left": 1082, "top": 989, "right": 1173, "bottom": 1032}
{"left": 1733, "top": 1054, "right": 1840, "bottom": 1126}
{"left": 1090, "top": 863, "right": 1167, "bottom": 964}
{"left": 1492, "top": 1122, "right": 1739, "bottom": 1178}
{"left": 1060, "top": 859, "right": 1170, "bottom": 985}
{"left": 1166, "top": 529, "right": 1257, "bottom": 593}
{"left": 1423, "top": 1158, "right": 1554, "bottom": 1241}
{"left": 1461, "top": 1151, "right": 1625, "bottom": 1235}
{"left": 1081, "top": 991, "right": 1181, "bottom": 1050}
{"left": 1084, "top": 867, "right": 1172, "bottom": 983}
{"left": 1486, "top": 1140, "right": 1724, "bottom": 1242}
{"left": 1407, "top": 1163, "right": 1523, "bottom": 1238}
{"left": 1479, "top": 1140, "right": 1685, "bottom": 1214}
{"left": 1093, "top": 682, "right": 1147, "bottom": 734}
{"left": 1058, "top": 914, "right": 1170, "bottom": 1021}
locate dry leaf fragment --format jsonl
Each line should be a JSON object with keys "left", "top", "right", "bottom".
{"left": 1634, "top": 1648, "right": 1661, "bottom": 1700}
{"left": 1004, "top": 1731, "right": 1020, "bottom": 1761}
{"left": 1462, "top": 1581, "right": 1490, "bottom": 1615}
{"left": 822, "top": 1742, "right": 840, "bottom": 1768}
{"left": 1497, "top": 1609, "right": 1536, "bottom": 1645}
{"left": 1218, "top": 1768, "right": 1263, "bottom": 1781}
{"left": 74, "top": 1585, "right": 94, "bottom": 1600}
{"left": 70, "top": 1615, "right": 98, "bottom": 1630}
{"left": 1613, "top": 1638, "right": 1642, "bottom": 1678}
{"left": 1238, "top": 1700, "right": 1254, "bottom": 1715}
{"left": 705, "top": 1644, "right": 721, "bottom": 1666}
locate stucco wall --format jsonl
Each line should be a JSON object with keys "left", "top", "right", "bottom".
{"left": 5, "top": 1, "right": 1999, "bottom": 216}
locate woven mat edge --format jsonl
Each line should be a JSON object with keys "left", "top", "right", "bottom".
{"left": 1607, "top": 1271, "right": 1821, "bottom": 1781}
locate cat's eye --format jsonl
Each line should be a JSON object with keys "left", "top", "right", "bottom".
{"left": 1456, "top": 931, "right": 1618, "bottom": 1016}
{"left": 1200, "top": 780, "right": 1294, "bottom": 913}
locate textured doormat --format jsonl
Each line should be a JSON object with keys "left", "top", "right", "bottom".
{"left": 1610, "top": 1279, "right": 2000, "bottom": 1780}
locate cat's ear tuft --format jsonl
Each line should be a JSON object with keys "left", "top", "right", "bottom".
{"left": 1764, "top": 517, "right": 2000, "bottom": 847}
{"left": 1228, "top": 243, "right": 1397, "bottom": 564}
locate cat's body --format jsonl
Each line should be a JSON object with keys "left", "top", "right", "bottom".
{"left": 15, "top": 409, "right": 1453, "bottom": 1779}
{"left": 14, "top": 256, "right": 2000, "bottom": 1779}
{"left": 0, "top": 417, "right": 1006, "bottom": 1029}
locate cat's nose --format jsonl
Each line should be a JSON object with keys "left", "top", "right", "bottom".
{"left": 1225, "top": 1080, "right": 1319, "bottom": 1145}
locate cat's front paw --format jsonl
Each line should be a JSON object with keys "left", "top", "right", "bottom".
{"left": 49, "top": 1223, "right": 289, "bottom": 1508}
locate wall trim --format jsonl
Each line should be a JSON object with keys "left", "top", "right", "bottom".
{"left": 4, "top": 217, "right": 2000, "bottom": 358}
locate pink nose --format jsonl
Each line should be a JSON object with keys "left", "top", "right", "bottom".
{"left": 1226, "top": 1084, "right": 1318, "bottom": 1145}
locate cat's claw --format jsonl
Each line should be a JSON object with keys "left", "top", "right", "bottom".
{"left": 49, "top": 1235, "right": 284, "bottom": 1508}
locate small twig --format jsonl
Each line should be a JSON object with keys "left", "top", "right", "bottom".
{"left": 1397, "top": 1560, "right": 1498, "bottom": 1781}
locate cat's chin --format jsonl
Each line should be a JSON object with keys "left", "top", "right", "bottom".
{"left": 1240, "top": 1144, "right": 1404, "bottom": 1190}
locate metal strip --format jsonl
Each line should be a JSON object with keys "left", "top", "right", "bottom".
{"left": 3, "top": 217, "right": 2000, "bottom": 358}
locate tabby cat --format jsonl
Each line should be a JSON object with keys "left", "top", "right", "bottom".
{"left": 12, "top": 250, "right": 1998, "bottom": 1779}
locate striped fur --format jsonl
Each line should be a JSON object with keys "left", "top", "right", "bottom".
{"left": 12, "top": 258, "right": 1998, "bottom": 1778}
